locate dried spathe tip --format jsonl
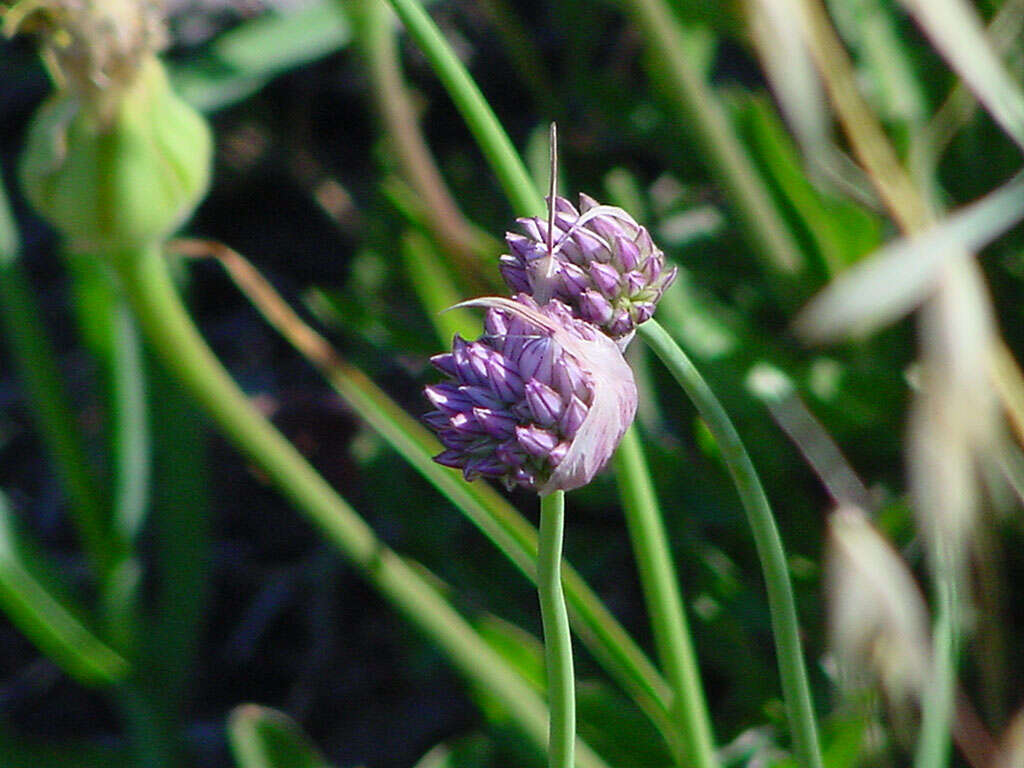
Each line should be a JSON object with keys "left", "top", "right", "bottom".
{"left": 500, "top": 194, "right": 677, "bottom": 346}
{"left": 424, "top": 294, "right": 637, "bottom": 494}
{"left": 6, "top": 0, "right": 167, "bottom": 115}
{"left": 826, "top": 506, "right": 931, "bottom": 712}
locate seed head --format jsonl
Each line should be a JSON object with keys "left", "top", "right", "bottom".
{"left": 500, "top": 194, "right": 677, "bottom": 345}
{"left": 424, "top": 294, "right": 637, "bottom": 494}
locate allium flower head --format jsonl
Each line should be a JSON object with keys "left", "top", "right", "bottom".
{"left": 424, "top": 294, "right": 638, "bottom": 494}
{"left": 500, "top": 194, "right": 677, "bottom": 345}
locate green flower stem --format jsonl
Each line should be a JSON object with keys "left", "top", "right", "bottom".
{"left": 638, "top": 319, "right": 823, "bottom": 768}
{"left": 112, "top": 242, "right": 610, "bottom": 768}
{"left": 538, "top": 490, "right": 575, "bottom": 768}
{"left": 382, "top": 0, "right": 546, "bottom": 218}
{"left": 64, "top": 255, "right": 149, "bottom": 647}
{"left": 613, "top": 427, "right": 718, "bottom": 768}
{"left": 0, "top": 177, "right": 109, "bottom": 583}
{"left": 622, "top": 0, "right": 804, "bottom": 278}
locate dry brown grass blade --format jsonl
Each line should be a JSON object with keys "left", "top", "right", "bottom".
{"left": 990, "top": 341, "right": 1024, "bottom": 450}
{"left": 170, "top": 238, "right": 349, "bottom": 375}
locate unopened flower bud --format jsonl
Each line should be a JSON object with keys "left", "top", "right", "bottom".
{"left": 424, "top": 294, "right": 638, "bottom": 493}
{"left": 499, "top": 194, "right": 677, "bottom": 345}
{"left": 14, "top": 2, "right": 210, "bottom": 252}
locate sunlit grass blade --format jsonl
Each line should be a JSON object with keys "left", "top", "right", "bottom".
{"left": 913, "top": 580, "right": 957, "bottom": 768}
{"left": 899, "top": 0, "right": 1024, "bottom": 152}
{"left": 0, "top": 492, "right": 130, "bottom": 687}
{"left": 171, "top": 238, "right": 679, "bottom": 750}
{"left": 228, "top": 705, "right": 334, "bottom": 768}
{"left": 795, "top": 171, "right": 1024, "bottom": 343}
{"left": 170, "top": 0, "right": 352, "bottom": 112}
{"left": 0, "top": 176, "right": 109, "bottom": 587}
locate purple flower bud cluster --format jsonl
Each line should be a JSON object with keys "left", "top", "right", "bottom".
{"left": 424, "top": 295, "right": 635, "bottom": 493}
{"left": 424, "top": 191, "right": 671, "bottom": 493}
{"left": 500, "top": 194, "right": 677, "bottom": 344}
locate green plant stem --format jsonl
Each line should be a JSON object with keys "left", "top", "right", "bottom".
{"left": 914, "top": 575, "right": 958, "bottom": 768}
{"left": 638, "top": 319, "right": 823, "bottom": 768}
{"left": 381, "top": 0, "right": 545, "bottom": 217}
{"left": 65, "top": 255, "right": 148, "bottom": 647}
{"left": 622, "top": 0, "right": 803, "bottom": 277}
{"left": 613, "top": 427, "right": 718, "bottom": 768}
{"left": 111, "top": 242, "right": 610, "bottom": 768}
{"left": 0, "top": 179, "right": 109, "bottom": 583}
{"left": 538, "top": 491, "right": 575, "bottom": 768}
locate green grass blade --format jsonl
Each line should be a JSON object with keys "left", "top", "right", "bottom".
{"left": 0, "top": 492, "right": 130, "bottom": 687}
{"left": 399, "top": 229, "right": 482, "bottom": 343}
{"left": 0, "top": 177, "right": 109, "bottom": 586}
{"left": 613, "top": 427, "right": 718, "bottom": 768}
{"left": 228, "top": 706, "right": 334, "bottom": 768}
{"left": 142, "top": 349, "right": 212, "bottom": 709}
{"left": 170, "top": 0, "right": 352, "bottom": 112}
{"left": 639, "top": 319, "right": 824, "bottom": 768}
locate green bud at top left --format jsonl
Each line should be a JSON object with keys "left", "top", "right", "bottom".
{"left": 19, "top": 54, "right": 212, "bottom": 252}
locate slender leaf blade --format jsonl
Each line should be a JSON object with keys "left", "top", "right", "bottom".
{"left": 0, "top": 493, "right": 130, "bottom": 686}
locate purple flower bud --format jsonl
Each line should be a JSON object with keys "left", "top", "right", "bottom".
{"left": 579, "top": 290, "right": 614, "bottom": 326}
{"left": 423, "top": 294, "right": 638, "bottom": 493}
{"left": 524, "top": 379, "right": 565, "bottom": 426}
{"left": 499, "top": 194, "right": 677, "bottom": 344}
{"left": 589, "top": 262, "right": 622, "bottom": 297}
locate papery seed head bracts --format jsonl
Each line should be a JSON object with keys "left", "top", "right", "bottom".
{"left": 500, "top": 194, "right": 677, "bottom": 346}
{"left": 424, "top": 294, "right": 637, "bottom": 494}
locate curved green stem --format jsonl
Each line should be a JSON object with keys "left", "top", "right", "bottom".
{"left": 538, "top": 491, "right": 575, "bottom": 768}
{"left": 382, "top": 0, "right": 545, "bottom": 218}
{"left": 614, "top": 427, "right": 718, "bottom": 768}
{"left": 638, "top": 319, "right": 823, "bottom": 768}
{"left": 111, "top": 242, "right": 610, "bottom": 768}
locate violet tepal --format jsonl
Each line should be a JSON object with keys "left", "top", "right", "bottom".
{"left": 424, "top": 294, "right": 638, "bottom": 494}
{"left": 500, "top": 194, "right": 677, "bottom": 345}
